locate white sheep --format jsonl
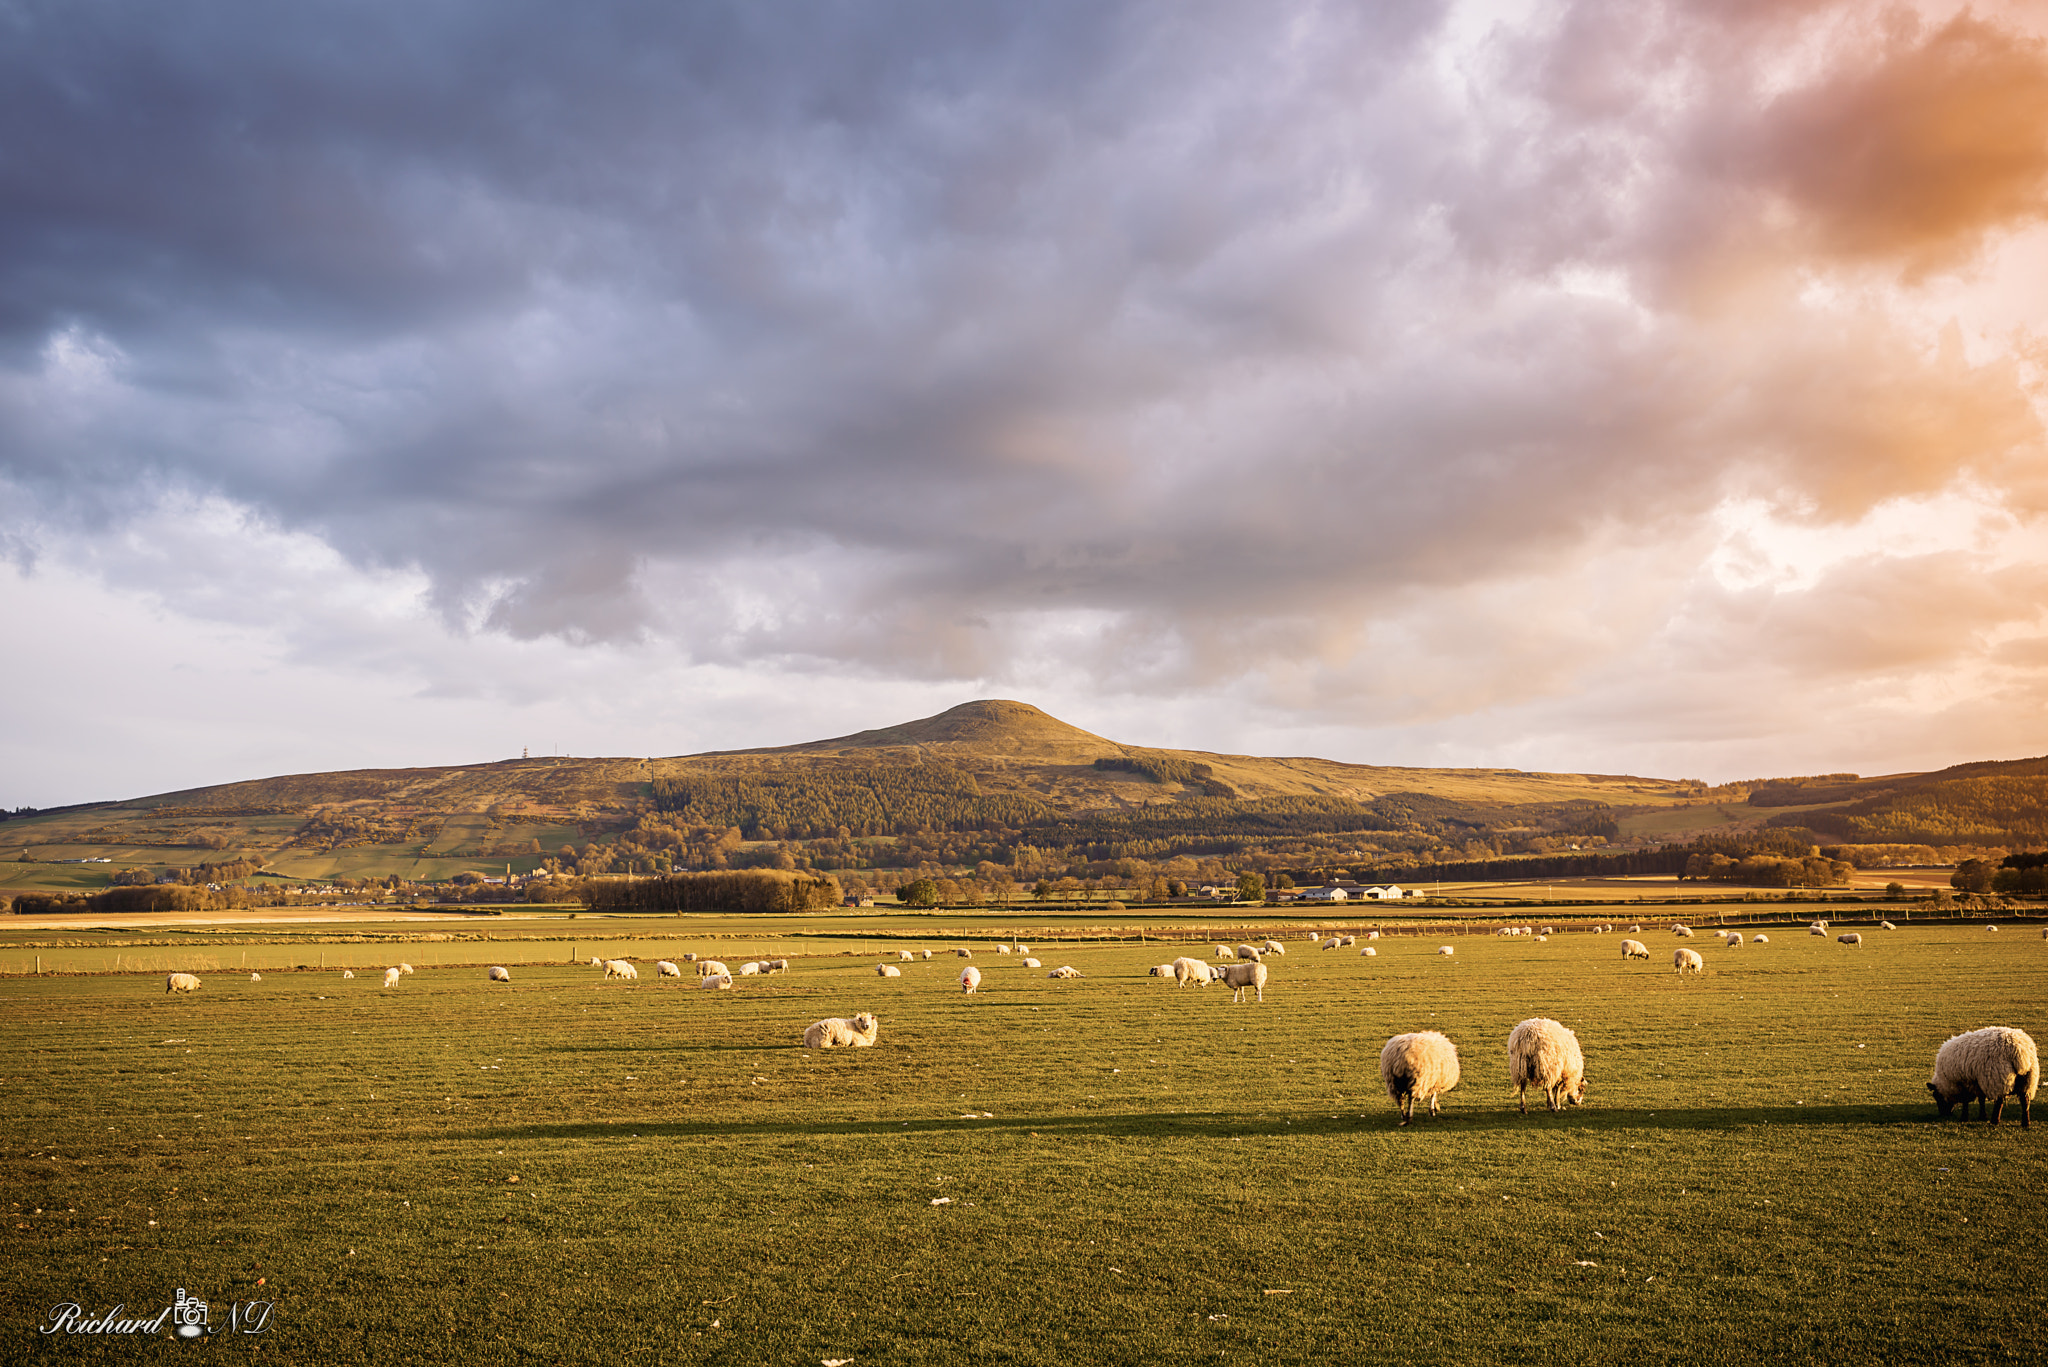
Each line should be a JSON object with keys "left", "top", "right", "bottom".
{"left": 1536, "top": 936, "right": 1548, "bottom": 943}
{"left": 166, "top": 973, "right": 201, "bottom": 994}
{"left": 997, "top": 945, "right": 1012, "bottom": 955}
{"left": 249, "top": 972, "right": 262, "bottom": 982}
{"left": 876, "top": 964, "right": 902, "bottom": 977}
{"left": 1881, "top": 921, "right": 1897, "bottom": 931}
{"left": 697, "top": 960, "right": 730, "bottom": 978}
{"left": 1380, "top": 1030, "right": 1460, "bottom": 1124}
{"left": 1674, "top": 948, "right": 1704, "bottom": 976}
{"left": 1672, "top": 925, "right": 1694, "bottom": 938}
{"left": 1838, "top": 933, "right": 1862, "bottom": 947}
{"left": 657, "top": 961, "right": 683, "bottom": 978}
{"left": 921, "top": 950, "right": 933, "bottom": 960}
{"left": 489, "top": 965, "right": 511, "bottom": 983}
{"left": 1340, "top": 935, "right": 1356, "bottom": 946}
{"left": 1809, "top": 921, "right": 1829, "bottom": 936}
{"left": 1216, "top": 961, "right": 1268, "bottom": 1003}
{"left": 1172, "top": 956, "right": 1212, "bottom": 987}
{"left": 1627, "top": 924, "right": 1641, "bottom": 933}
{"left": 683, "top": 952, "right": 697, "bottom": 962}
{"left": 604, "top": 959, "right": 638, "bottom": 981}
{"left": 383, "top": 966, "right": 403, "bottom": 988}
{"left": 1928, "top": 1026, "right": 2038, "bottom": 1127}
{"left": 1754, "top": 934, "right": 1769, "bottom": 943}
{"left": 1360, "top": 947, "right": 1377, "bottom": 957}
{"left": 1048, "top": 965, "right": 1083, "bottom": 979}
{"left": 1620, "top": 940, "right": 1650, "bottom": 960}
{"left": 1724, "top": 934, "right": 1743, "bottom": 948}
{"left": 1215, "top": 944, "right": 1234, "bottom": 959}
{"left": 1262, "top": 940, "right": 1286, "bottom": 956}
{"left": 1366, "top": 930, "right": 1381, "bottom": 940}
{"left": 1236, "top": 944, "right": 1262, "bottom": 961}
{"left": 764, "top": 958, "right": 790, "bottom": 974}
{"left": 1506, "top": 1018, "right": 1585, "bottom": 1115}
{"left": 1015, "top": 944, "right": 1030, "bottom": 955}
{"left": 1149, "top": 963, "right": 1175, "bottom": 977}
{"left": 1436, "top": 945, "right": 1455, "bottom": 957}
{"left": 1322, "top": 938, "right": 1342, "bottom": 950}
{"left": 1988, "top": 925, "right": 1999, "bottom": 932}
{"left": 399, "top": 963, "right": 414, "bottom": 975}
{"left": 701, "top": 973, "right": 733, "bottom": 990}
{"left": 739, "top": 962, "right": 762, "bottom": 976}
{"left": 590, "top": 957, "right": 603, "bottom": 966}
{"left": 960, "top": 966, "right": 982, "bottom": 994}
{"left": 1021, "top": 957, "right": 1041, "bottom": 968}
{"left": 341, "top": 970, "right": 354, "bottom": 979}
{"left": 956, "top": 948, "right": 974, "bottom": 959}
{"left": 804, "top": 1012, "right": 880, "bottom": 1048}
{"left": 899, "top": 950, "right": 915, "bottom": 962}
{"left": 1539, "top": 926, "right": 1554, "bottom": 936}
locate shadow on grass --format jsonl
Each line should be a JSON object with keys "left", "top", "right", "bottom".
{"left": 467, "top": 1102, "right": 1978, "bottom": 1143}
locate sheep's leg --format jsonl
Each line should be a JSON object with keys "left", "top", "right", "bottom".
{"left": 1991, "top": 1094, "right": 2006, "bottom": 1127}
{"left": 1399, "top": 1096, "right": 1412, "bottom": 1126}
{"left": 1517, "top": 1085, "right": 1527, "bottom": 1115}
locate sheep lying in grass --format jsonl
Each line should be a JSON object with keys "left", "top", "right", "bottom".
{"left": 657, "top": 961, "right": 682, "bottom": 978}
{"left": 1360, "top": 946, "right": 1377, "bottom": 957}
{"left": 1987, "top": 925, "right": 1999, "bottom": 933}
{"left": 1022, "top": 957, "right": 1041, "bottom": 968}
{"left": 804, "top": 1012, "right": 880, "bottom": 1048}
{"left": 1216, "top": 961, "right": 1268, "bottom": 1003}
{"left": 697, "top": 960, "right": 731, "bottom": 978}
{"left": 489, "top": 965, "right": 511, "bottom": 983}
{"left": 1507, "top": 1018, "right": 1585, "bottom": 1115}
{"left": 1048, "top": 965, "right": 1083, "bottom": 979}
{"left": 876, "top": 964, "right": 902, "bottom": 977}
{"left": 1366, "top": 930, "right": 1381, "bottom": 940}
{"left": 1172, "top": 956, "right": 1212, "bottom": 987}
{"left": 1809, "top": 921, "right": 1829, "bottom": 936}
{"left": 1838, "top": 933, "right": 1863, "bottom": 947}
{"left": 1928, "top": 1027, "right": 2038, "bottom": 1127}
{"left": 1149, "top": 963, "right": 1174, "bottom": 977}
{"left": 1881, "top": 921, "right": 1897, "bottom": 931}
{"left": 383, "top": 967, "right": 403, "bottom": 988}
{"left": 701, "top": 973, "right": 733, "bottom": 990}
{"left": 1437, "top": 945, "right": 1455, "bottom": 957}
{"left": 1671, "top": 925, "right": 1694, "bottom": 938}
{"left": 960, "top": 966, "right": 981, "bottom": 994}
{"left": 1754, "top": 934, "right": 1770, "bottom": 944}
{"left": 1380, "top": 1031, "right": 1460, "bottom": 1125}
{"left": 167, "top": 973, "right": 201, "bottom": 994}
{"left": 1674, "top": 948, "right": 1704, "bottom": 976}
{"left": 604, "top": 959, "right": 638, "bottom": 981}
{"left": 1620, "top": 940, "right": 1650, "bottom": 960}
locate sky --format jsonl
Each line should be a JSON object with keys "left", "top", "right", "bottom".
{"left": 4, "top": 0, "right": 2047, "bottom": 808}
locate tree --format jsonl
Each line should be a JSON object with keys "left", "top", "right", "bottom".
{"left": 1885, "top": 882, "right": 1905, "bottom": 900}
{"left": 895, "top": 878, "right": 939, "bottom": 908}
{"left": 1951, "top": 859, "right": 1996, "bottom": 894}
{"left": 1236, "top": 871, "right": 1266, "bottom": 903}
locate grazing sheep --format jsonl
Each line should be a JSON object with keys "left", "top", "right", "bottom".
{"left": 657, "top": 961, "right": 683, "bottom": 978}
{"left": 1671, "top": 925, "right": 1694, "bottom": 938}
{"left": 399, "top": 963, "right": 414, "bottom": 975}
{"left": 921, "top": 950, "right": 933, "bottom": 960}
{"left": 1014, "top": 944, "right": 1030, "bottom": 955}
{"left": 1048, "top": 965, "right": 1083, "bottom": 979}
{"left": 1340, "top": 935, "right": 1356, "bottom": 946}
{"left": 739, "top": 962, "right": 762, "bottom": 976}
{"left": 899, "top": 950, "right": 915, "bottom": 961}
{"left": 1262, "top": 940, "right": 1287, "bottom": 956}
{"left": 250, "top": 972, "right": 262, "bottom": 982}
{"left": 804, "top": 1012, "right": 880, "bottom": 1049}
{"left": 1216, "top": 961, "right": 1268, "bottom": 1003}
{"left": 1539, "top": 927, "right": 1554, "bottom": 937}
{"left": 166, "top": 973, "right": 201, "bottom": 994}
{"left": 1436, "top": 945, "right": 1455, "bottom": 957}
{"left": 341, "top": 970, "right": 354, "bottom": 979}
{"left": 1928, "top": 1026, "right": 2038, "bottom": 1127}
{"left": 383, "top": 966, "right": 403, "bottom": 988}
{"left": 697, "top": 960, "right": 730, "bottom": 978}
{"left": 1988, "top": 925, "right": 1999, "bottom": 932}
{"left": 1881, "top": 921, "right": 1897, "bottom": 931}
{"left": 604, "top": 959, "right": 639, "bottom": 981}
{"left": 1506, "top": 1018, "right": 1586, "bottom": 1115}
{"left": 997, "top": 945, "right": 1012, "bottom": 955}
{"left": 590, "top": 957, "right": 603, "bottom": 966}
{"left": 956, "top": 948, "right": 974, "bottom": 959}
{"left": 1215, "top": 945, "right": 1234, "bottom": 959}
{"left": 683, "top": 952, "right": 697, "bottom": 962}
{"left": 1724, "top": 934, "right": 1743, "bottom": 948}
{"left": 701, "top": 973, "right": 733, "bottom": 990}
{"left": 1022, "top": 957, "right": 1041, "bottom": 968}
{"left": 1809, "top": 921, "right": 1829, "bottom": 936}
{"left": 1674, "top": 948, "right": 1704, "bottom": 976}
{"left": 1323, "top": 938, "right": 1342, "bottom": 950}
{"left": 1628, "top": 924, "right": 1642, "bottom": 933}
{"left": 1236, "top": 944, "right": 1262, "bottom": 961}
{"left": 489, "top": 965, "right": 511, "bottom": 983}
{"left": 765, "top": 959, "right": 790, "bottom": 974}
{"left": 960, "top": 966, "right": 982, "bottom": 994}
{"left": 1620, "top": 940, "right": 1651, "bottom": 960}
{"left": 1838, "top": 933, "right": 1862, "bottom": 947}
{"left": 1360, "top": 947, "right": 1377, "bottom": 957}
{"left": 1380, "top": 1031, "right": 1461, "bottom": 1124}
{"left": 1149, "top": 963, "right": 1175, "bottom": 977}
{"left": 1172, "top": 956, "right": 1212, "bottom": 987}
{"left": 1754, "top": 934, "right": 1769, "bottom": 944}
{"left": 875, "top": 964, "right": 902, "bottom": 978}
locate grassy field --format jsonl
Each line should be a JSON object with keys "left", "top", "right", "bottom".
{"left": 5, "top": 917, "right": 2046, "bottom": 1364}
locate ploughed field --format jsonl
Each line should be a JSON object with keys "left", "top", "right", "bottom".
{"left": 4, "top": 919, "right": 2046, "bottom": 1365}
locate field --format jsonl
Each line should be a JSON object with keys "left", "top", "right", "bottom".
{"left": 6, "top": 912, "right": 2047, "bottom": 1364}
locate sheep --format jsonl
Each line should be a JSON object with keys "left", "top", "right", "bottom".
{"left": 997, "top": 945, "right": 1012, "bottom": 955}
{"left": 1340, "top": 935, "right": 1356, "bottom": 946}
{"left": 1881, "top": 921, "right": 1897, "bottom": 931}
{"left": 1236, "top": 944, "right": 1262, "bottom": 961}
{"left": 249, "top": 972, "right": 262, "bottom": 982}
{"left": 1216, "top": 961, "right": 1268, "bottom": 1003}
{"left": 1536, "top": 936, "right": 1547, "bottom": 943}
{"left": 341, "top": 970, "right": 354, "bottom": 979}
{"left": 657, "top": 961, "right": 683, "bottom": 978}
{"left": 1506, "top": 1018, "right": 1585, "bottom": 1115}
{"left": 1539, "top": 927, "right": 1554, "bottom": 937}
{"left": 1014, "top": 944, "right": 1030, "bottom": 955}
{"left": 1215, "top": 945, "right": 1234, "bottom": 960}
{"left": 1048, "top": 965, "right": 1084, "bottom": 979}
{"left": 1172, "top": 956, "right": 1212, "bottom": 987}
{"left": 683, "top": 952, "right": 697, "bottom": 962}
{"left": 383, "top": 966, "right": 403, "bottom": 988}
{"left": 739, "top": 962, "right": 762, "bottom": 976}
{"left": 1753, "top": 935, "right": 1769, "bottom": 944}
{"left": 960, "top": 966, "right": 981, "bottom": 994}
{"left": 1262, "top": 940, "right": 1287, "bottom": 956}
{"left": 489, "top": 965, "right": 511, "bottom": 983}
{"left": 1809, "top": 921, "right": 1829, "bottom": 936}
{"left": 1838, "top": 933, "right": 1862, "bottom": 947}
{"left": 1149, "top": 963, "right": 1175, "bottom": 977}
{"left": 804, "top": 1012, "right": 880, "bottom": 1049}
{"left": 898, "top": 950, "right": 915, "bottom": 962}
{"left": 956, "top": 948, "right": 974, "bottom": 959}
{"left": 1620, "top": 940, "right": 1650, "bottom": 960}
{"left": 1627, "top": 924, "right": 1641, "bottom": 933}
{"left": 1724, "top": 934, "right": 1743, "bottom": 948}
{"left": 697, "top": 960, "right": 730, "bottom": 978}
{"left": 875, "top": 964, "right": 902, "bottom": 978}
{"left": 1674, "top": 948, "right": 1704, "bottom": 976}
{"left": 921, "top": 950, "right": 933, "bottom": 960}
{"left": 765, "top": 959, "right": 790, "bottom": 974}
{"left": 1022, "top": 957, "right": 1041, "bottom": 968}
{"left": 1322, "top": 938, "right": 1342, "bottom": 950}
{"left": 166, "top": 973, "right": 201, "bottom": 994}
{"left": 1367, "top": 929, "right": 1381, "bottom": 940}
{"left": 590, "top": 957, "right": 603, "bottom": 966}
{"left": 701, "top": 973, "right": 733, "bottom": 990}
{"left": 1380, "top": 1031, "right": 1460, "bottom": 1124}
{"left": 1928, "top": 1026, "right": 2038, "bottom": 1127}
{"left": 1671, "top": 925, "right": 1694, "bottom": 937}
{"left": 1360, "top": 947, "right": 1377, "bottom": 957}
{"left": 399, "top": 963, "right": 414, "bottom": 975}
{"left": 604, "top": 959, "right": 639, "bottom": 981}
{"left": 1436, "top": 945, "right": 1455, "bottom": 957}
{"left": 1988, "top": 925, "right": 1999, "bottom": 932}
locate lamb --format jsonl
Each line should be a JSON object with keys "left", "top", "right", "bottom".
{"left": 1436, "top": 946, "right": 1455, "bottom": 957}
{"left": 249, "top": 973, "right": 262, "bottom": 982}
{"left": 1674, "top": 948, "right": 1704, "bottom": 976}
{"left": 697, "top": 960, "right": 731, "bottom": 978}
{"left": 1671, "top": 925, "right": 1694, "bottom": 937}
{"left": 899, "top": 950, "right": 915, "bottom": 961}
{"left": 604, "top": 959, "right": 639, "bottom": 981}
{"left": 1506, "top": 1018, "right": 1585, "bottom": 1115}
{"left": 1022, "top": 957, "right": 1041, "bottom": 968}
{"left": 1216, "top": 961, "right": 1268, "bottom": 1003}
{"left": 960, "top": 966, "right": 981, "bottom": 994}
{"left": 701, "top": 973, "right": 733, "bottom": 990}
{"left": 1620, "top": 940, "right": 1650, "bottom": 960}
{"left": 876, "top": 964, "right": 902, "bottom": 977}
{"left": 1838, "top": 933, "right": 1862, "bottom": 947}
{"left": 1988, "top": 925, "right": 1999, "bottom": 932}
{"left": 657, "top": 961, "right": 683, "bottom": 978}
{"left": 1172, "top": 956, "right": 1212, "bottom": 987}
{"left": 1048, "top": 965, "right": 1083, "bottom": 979}
{"left": 1380, "top": 1031, "right": 1460, "bottom": 1124}
{"left": 1928, "top": 1026, "right": 2038, "bottom": 1127}
{"left": 166, "top": 973, "right": 201, "bottom": 994}
{"left": 1262, "top": 941, "right": 1287, "bottom": 956}
{"left": 489, "top": 965, "right": 511, "bottom": 983}
{"left": 1236, "top": 944, "right": 1262, "bottom": 961}
{"left": 1539, "top": 927, "right": 1554, "bottom": 937}
{"left": 383, "top": 966, "right": 403, "bottom": 988}
{"left": 738, "top": 962, "right": 762, "bottom": 976}
{"left": 803, "top": 1012, "right": 880, "bottom": 1049}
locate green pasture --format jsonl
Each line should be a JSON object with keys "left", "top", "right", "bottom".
{"left": 5, "top": 921, "right": 2047, "bottom": 1364}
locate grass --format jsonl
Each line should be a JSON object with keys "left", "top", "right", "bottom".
{"left": 4, "top": 920, "right": 2047, "bottom": 1363}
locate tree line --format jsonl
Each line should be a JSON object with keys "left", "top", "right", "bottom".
{"left": 577, "top": 869, "right": 845, "bottom": 914}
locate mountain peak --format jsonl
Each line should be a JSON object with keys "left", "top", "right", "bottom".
{"left": 755, "top": 699, "right": 1123, "bottom": 760}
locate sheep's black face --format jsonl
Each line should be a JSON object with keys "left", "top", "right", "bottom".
{"left": 1928, "top": 1081, "right": 1954, "bottom": 1117}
